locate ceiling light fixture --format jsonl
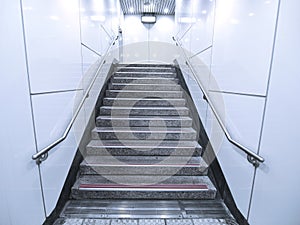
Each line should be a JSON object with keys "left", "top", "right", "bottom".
{"left": 141, "top": 14, "right": 156, "bottom": 23}
{"left": 144, "top": 0, "right": 151, "bottom": 6}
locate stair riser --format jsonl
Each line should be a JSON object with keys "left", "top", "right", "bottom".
{"left": 118, "top": 64, "right": 174, "bottom": 68}
{"left": 85, "top": 147, "right": 202, "bottom": 157}
{"left": 111, "top": 78, "right": 179, "bottom": 84}
{"left": 92, "top": 130, "right": 197, "bottom": 140}
{"left": 71, "top": 190, "right": 216, "bottom": 200}
{"left": 106, "top": 91, "right": 182, "bottom": 98}
{"left": 99, "top": 108, "right": 189, "bottom": 116}
{"left": 80, "top": 166, "right": 208, "bottom": 176}
{"left": 113, "top": 73, "right": 177, "bottom": 78}
{"left": 96, "top": 119, "right": 192, "bottom": 127}
{"left": 108, "top": 84, "right": 181, "bottom": 91}
{"left": 116, "top": 68, "right": 175, "bottom": 73}
{"left": 103, "top": 99, "right": 186, "bottom": 107}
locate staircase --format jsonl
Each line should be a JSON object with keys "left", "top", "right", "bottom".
{"left": 55, "top": 64, "right": 237, "bottom": 225}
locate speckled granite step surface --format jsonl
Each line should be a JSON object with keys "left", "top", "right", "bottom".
{"left": 111, "top": 77, "right": 180, "bottom": 84}
{"left": 85, "top": 140, "right": 202, "bottom": 156}
{"left": 99, "top": 106, "right": 190, "bottom": 116}
{"left": 113, "top": 71, "right": 177, "bottom": 78}
{"left": 106, "top": 90, "right": 183, "bottom": 98}
{"left": 103, "top": 97, "right": 186, "bottom": 107}
{"left": 80, "top": 155, "right": 208, "bottom": 176}
{"left": 71, "top": 63, "right": 212, "bottom": 200}
{"left": 96, "top": 116, "right": 192, "bottom": 127}
{"left": 109, "top": 83, "right": 181, "bottom": 91}
{"left": 56, "top": 64, "right": 237, "bottom": 224}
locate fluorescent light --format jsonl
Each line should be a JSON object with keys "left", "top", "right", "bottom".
{"left": 178, "top": 17, "right": 196, "bottom": 23}
{"left": 49, "top": 16, "right": 59, "bottom": 21}
{"left": 90, "top": 16, "right": 106, "bottom": 22}
{"left": 141, "top": 15, "right": 156, "bottom": 23}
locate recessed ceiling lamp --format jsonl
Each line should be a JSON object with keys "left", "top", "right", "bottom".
{"left": 144, "top": 0, "right": 151, "bottom": 6}
{"left": 141, "top": 14, "right": 156, "bottom": 23}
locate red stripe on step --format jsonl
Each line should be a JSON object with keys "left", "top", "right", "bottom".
{"left": 86, "top": 163, "right": 201, "bottom": 166}
{"left": 79, "top": 184, "right": 208, "bottom": 190}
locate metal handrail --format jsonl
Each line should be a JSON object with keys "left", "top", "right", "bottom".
{"left": 173, "top": 37, "right": 265, "bottom": 167}
{"left": 32, "top": 36, "right": 118, "bottom": 164}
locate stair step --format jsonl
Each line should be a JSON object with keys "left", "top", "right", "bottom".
{"left": 91, "top": 127, "right": 197, "bottom": 140}
{"left": 106, "top": 90, "right": 183, "bottom": 98}
{"left": 116, "top": 67, "right": 175, "bottom": 73}
{"left": 111, "top": 77, "right": 179, "bottom": 84}
{"left": 71, "top": 175, "right": 216, "bottom": 200}
{"left": 103, "top": 98, "right": 186, "bottom": 107}
{"left": 99, "top": 106, "right": 189, "bottom": 116}
{"left": 86, "top": 140, "right": 202, "bottom": 156}
{"left": 80, "top": 156, "right": 208, "bottom": 176}
{"left": 96, "top": 116, "right": 193, "bottom": 127}
{"left": 60, "top": 199, "right": 234, "bottom": 220}
{"left": 113, "top": 72, "right": 177, "bottom": 78}
{"left": 108, "top": 83, "right": 181, "bottom": 91}
{"left": 118, "top": 64, "right": 174, "bottom": 68}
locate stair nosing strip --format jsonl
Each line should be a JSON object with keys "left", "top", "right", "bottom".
{"left": 82, "top": 163, "right": 201, "bottom": 167}
{"left": 78, "top": 184, "right": 209, "bottom": 191}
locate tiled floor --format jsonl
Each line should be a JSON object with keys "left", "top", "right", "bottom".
{"left": 54, "top": 218, "right": 236, "bottom": 225}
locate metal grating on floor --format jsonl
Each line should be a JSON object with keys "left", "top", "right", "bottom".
{"left": 60, "top": 199, "right": 233, "bottom": 220}
{"left": 54, "top": 218, "right": 238, "bottom": 225}
{"left": 55, "top": 199, "right": 238, "bottom": 225}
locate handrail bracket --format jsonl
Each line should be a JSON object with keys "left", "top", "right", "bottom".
{"left": 35, "top": 153, "right": 48, "bottom": 165}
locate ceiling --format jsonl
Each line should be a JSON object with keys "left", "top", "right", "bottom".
{"left": 120, "top": 0, "right": 175, "bottom": 15}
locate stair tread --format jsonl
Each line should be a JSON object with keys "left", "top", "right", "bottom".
{"left": 81, "top": 155, "right": 206, "bottom": 166}
{"left": 93, "top": 127, "right": 196, "bottom": 132}
{"left": 118, "top": 64, "right": 174, "bottom": 67}
{"left": 74, "top": 175, "right": 216, "bottom": 190}
{"left": 112, "top": 77, "right": 178, "bottom": 80}
{"left": 110, "top": 83, "right": 180, "bottom": 86}
{"left": 97, "top": 116, "right": 192, "bottom": 120}
{"left": 87, "top": 140, "right": 201, "bottom": 148}
{"left": 100, "top": 106, "right": 189, "bottom": 110}
{"left": 107, "top": 90, "right": 182, "bottom": 93}
{"left": 117, "top": 66, "right": 174, "bottom": 69}
{"left": 103, "top": 97, "right": 184, "bottom": 100}
{"left": 115, "top": 71, "right": 175, "bottom": 74}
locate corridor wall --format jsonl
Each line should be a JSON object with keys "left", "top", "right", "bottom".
{"left": 175, "top": 0, "right": 300, "bottom": 224}
{"left": 122, "top": 15, "right": 178, "bottom": 63}
{"left": 0, "top": 0, "right": 121, "bottom": 224}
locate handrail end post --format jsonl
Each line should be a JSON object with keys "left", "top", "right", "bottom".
{"left": 33, "top": 153, "right": 49, "bottom": 165}
{"left": 247, "top": 155, "right": 260, "bottom": 168}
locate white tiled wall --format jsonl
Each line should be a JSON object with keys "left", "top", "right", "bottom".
{"left": 249, "top": 1, "right": 300, "bottom": 224}
{"left": 0, "top": 0, "right": 120, "bottom": 222}
{"left": 174, "top": 0, "right": 282, "bottom": 220}
{"left": 22, "top": 0, "right": 83, "bottom": 93}
{"left": 211, "top": 0, "right": 279, "bottom": 96}
{"left": 122, "top": 15, "right": 177, "bottom": 63}
{"left": 0, "top": 0, "right": 45, "bottom": 224}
